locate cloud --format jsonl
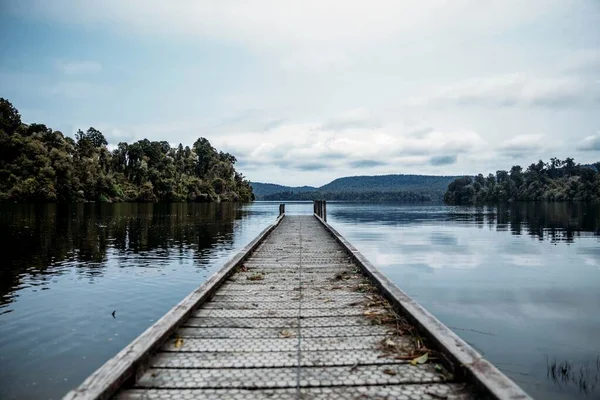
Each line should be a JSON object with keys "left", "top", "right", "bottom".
{"left": 348, "top": 159, "right": 388, "bottom": 168}
{"left": 499, "top": 134, "right": 544, "bottom": 152}
{"left": 11, "top": 1, "right": 558, "bottom": 44}
{"left": 292, "top": 161, "right": 330, "bottom": 171}
{"left": 209, "top": 117, "right": 487, "bottom": 177}
{"left": 262, "top": 119, "right": 287, "bottom": 131}
{"left": 320, "top": 108, "right": 378, "bottom": 131}
{"left": 7, "top": 0, "right": 569, "bottom": 78}
{"left": 279, "top": 49, "right": 349, "bottom": 72}
{"left": 577, "top": 132, "right": 600, "bottom": 151}
{"left": 43, "top": 81, "right": 113, "bottom": 98}
{"left": 56, "top": 60, "right": 102, "bottom": 75}
{"left": 410, "top": 73, "right": 600, "bottom": 109}
{"left": 560, "top": 49, "right": 600, "bottom": 75}
{"left": 496, "top": 134, "right": 546, "bottom": 158}
{"left": 429, "top": 155, "right": 457, "bottom": 166}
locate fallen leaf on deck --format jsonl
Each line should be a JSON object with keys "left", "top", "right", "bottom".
{"left": 410, "top": 353, "right": 429, "bottom": 365}
{"left": 247, "top": 273, "right": 265, "bottom": 281}
{"left": 425, "top": 388, "right": 448, "bottom": 399}
{"left": 174, "top": 337, "right": 184, "bottom": 349}
{"left": 280, "top": 329, "right": 296, "bottom": 338}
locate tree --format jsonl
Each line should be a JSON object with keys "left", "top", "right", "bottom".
{"left": 86, "top": 127, "right": 108, "bottom": 148}
{"left": 510, "top": 165, "right": 524, "bottom": 189}
{"left": 444, "top": 157, "right": 600, "bottom": 204}
{"left": 0, "top": 98, "right": 22, "bottom": 134}
{"left": 0, "top": 98, "right": 255, "bottom": 203}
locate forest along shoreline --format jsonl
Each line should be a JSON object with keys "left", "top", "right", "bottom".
{"left": 444, "top": 158, "right": 600, "bottom": 205}
{"left": 0, "top": 98, "right": 254, "bottom": 204}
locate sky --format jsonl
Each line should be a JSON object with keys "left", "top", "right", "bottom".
{"left": 1, "top": 1, "right": 599, "bottom": 186}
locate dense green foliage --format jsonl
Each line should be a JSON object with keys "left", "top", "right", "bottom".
{"left": 444, "top": 158, "right": 600, "bottom": 205}
{"left": 0, "top": 98, "right": 253, "bottom": 203}
{"left": 252, "top": 174, "right": 458, "bottom": 201}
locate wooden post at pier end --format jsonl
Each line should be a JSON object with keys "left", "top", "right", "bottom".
{"left": 313, "top": 200, "right": 326, "bottom": 221}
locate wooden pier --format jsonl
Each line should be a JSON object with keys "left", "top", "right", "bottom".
{"left": 65, "top": 202, "right": 530, "bottom": 400}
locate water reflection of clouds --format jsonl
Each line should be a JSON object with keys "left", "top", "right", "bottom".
{"left": 429, "top": 232, "right": 459, "bottom": 246}
{"left": 341, "top": 223, "right": 484, "bottom": 270}
{"left": 577, "top": 246, "right": 600, "bottom": 270}
{"left": 503, "top": 254, "right": 544, "bottom": 267}
{"left": 582, "top": 257, "right": 598, "bottom": 269}
{"left": 417, "top": 252, "right": 483, "bottom": 269}
{"left": 435, "top": 287, "right": 600, "bottom": 325}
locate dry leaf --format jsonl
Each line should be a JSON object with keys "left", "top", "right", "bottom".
{"left": 410, "top": 353, "right": 429, "bottom": 365}
{"left": 383, "top": 368, "right": 397, "bottom": 375}
{"left": 425, "top": 389, "right": 448, "bottom": 399}
{"left": 174, "top": 337, "right": 184, "bottom": 349}
{"left": 280, "top": 329, "right": 296, "bottom": 338}
{"left": 247, "top": 273, "right": 264, "bottom": 281}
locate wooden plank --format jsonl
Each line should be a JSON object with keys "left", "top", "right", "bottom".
{"left": 313, "top": 214, "right": 532, "bottom": 400}
{"left": 63, "top": 214, "right": 285, "bottom": 400}
{"left": 116, "top": 383, "right": 476, "bottom": 400}
{"left": 133, "top": 363, "right": 444, "bottom": 389}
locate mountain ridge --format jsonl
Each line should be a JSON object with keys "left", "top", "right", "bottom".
{"left": 251, "top": 174, "right": 460, "bottom": 201}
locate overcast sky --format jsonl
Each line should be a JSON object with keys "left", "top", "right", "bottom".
{"left": 1, "top": 1, "right": 599, "bottom": 186}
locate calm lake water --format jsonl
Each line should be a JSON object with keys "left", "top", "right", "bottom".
{"left": 0, "top": 202, "right": 599, "bottom": 399}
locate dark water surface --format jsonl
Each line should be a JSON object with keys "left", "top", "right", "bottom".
{"left": 0, "top": 202, "right": 599, "bottom": 399}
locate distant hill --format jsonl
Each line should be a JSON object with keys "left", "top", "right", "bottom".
{"left": 251, "top": 174, "right": 459, "bottom": 201}
{"left": 319, "top": 174, "right": 458, "bottom": 193}
{"left": 250, "top": 182, "right": 316, "bottom": 199}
